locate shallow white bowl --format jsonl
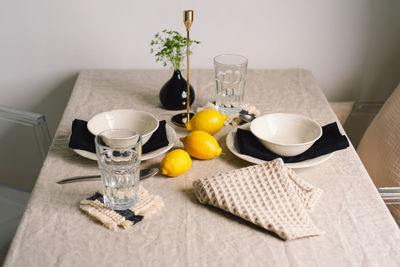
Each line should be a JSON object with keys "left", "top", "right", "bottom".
{"left": 87, "top": 109, "right": 159, "bottom": 145}
{"left": 250, "top": 113, "right": 322, "bottom": 157}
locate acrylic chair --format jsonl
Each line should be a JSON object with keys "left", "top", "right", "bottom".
{"left": 357, "top": 83, "right": 400, "bottom": 225}
{"left": 0, "top": 106, "right": 51, "bottom": 264}
{"left": 0, "top": 106, "right": 51, "bottom": 159}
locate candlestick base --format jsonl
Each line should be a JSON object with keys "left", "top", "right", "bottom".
{"left": 171, "top": 112, "right": 195, "bottom": 127}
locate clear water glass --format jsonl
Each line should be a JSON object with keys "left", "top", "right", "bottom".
{"left": 214, "top": 54, "right": 248, "bottom": 115}
{"left": 95, "top": 129, "right": 142, "bottom": 210}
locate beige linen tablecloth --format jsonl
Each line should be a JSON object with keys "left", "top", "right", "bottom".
{"left": 5, "top": 70, "right": 400, "bottom": 266}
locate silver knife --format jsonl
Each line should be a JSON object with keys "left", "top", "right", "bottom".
{"left": 57, "top": 168, "right": 159, "bottom": 184}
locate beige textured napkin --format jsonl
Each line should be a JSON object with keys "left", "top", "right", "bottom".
{"left": 80, "top": 186, "right": 164, "bottom": 231}
{"left": 193, "top": 158, "right": 323, "bottom": 240}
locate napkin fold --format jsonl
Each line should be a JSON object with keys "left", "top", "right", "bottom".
{"left": 142, "top": 120, "right": 169, "bottom": 154}
{"left": 237, "top": 122, "right": 349, "bottom": 163}
{"left": 193, "top": 158, "right": 323, "bottom": 240}
{"left": 80, "top": 186, "right": 164, "bottom": 231}
{"left": 68, "top": 119, "right": 169, "bottom": 154}
{"left": 69, "top": 119, "right": 96, "bottom": 153}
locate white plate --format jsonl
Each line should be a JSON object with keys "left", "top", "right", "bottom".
{"left": 71, "top": 124, "right": 176, "bottom": 161}
{"left": 226, "top": 123, "right": 333, "bottom": 169}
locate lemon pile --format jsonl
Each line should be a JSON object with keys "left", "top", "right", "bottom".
{"left": 160, "top": 109, "right": 227, "bottom": 177}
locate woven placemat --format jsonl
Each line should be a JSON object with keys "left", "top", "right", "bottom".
{"left": 80, "top": 186, "right": 164, "bottom": 231}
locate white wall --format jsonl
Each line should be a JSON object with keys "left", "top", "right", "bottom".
{"left": 0, "top": 0, "right": 399, "bottom": 188}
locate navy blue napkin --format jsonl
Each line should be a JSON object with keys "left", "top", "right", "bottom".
{"left": 142, "top": 120, "right": 169, "bottom": 154}
{"left": 68, "top": 119, "right": 169, "bottom": 154}
{"left": 237, "top": 122, "right": 349, "bottom": 163}
{"left": 69, "top": 119, "right": 96, "bottom": 153}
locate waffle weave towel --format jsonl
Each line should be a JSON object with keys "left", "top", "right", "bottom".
{"left": 193, "top": 158, "right": 323, "bottom": 240}
{"left": 80, "top": 186, "right": 164, "bottom": 231}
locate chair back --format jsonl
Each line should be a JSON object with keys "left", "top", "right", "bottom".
{"left": 358, "top": 84, "right": 400, "bottom": 224}
{"left": 358, "top": 84, "right": 400, "bottom": 187}
{"left": 0, "top": 106, "right": 51, "bottom": 191}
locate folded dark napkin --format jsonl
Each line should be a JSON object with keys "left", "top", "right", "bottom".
{"left": 69, "top": 119, "right": 96, "bottom": 153}
{"left": 68, "top": 119, "right": 169, "bottom": 154}
{"left": 142, "top": 120, "right": 169, "bottom": 154}
{"left": 237, "top": 122, "right": 349, "bottom": 163}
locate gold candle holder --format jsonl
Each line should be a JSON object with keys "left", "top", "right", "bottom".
{"left": 171, "top": 10, "right": 195, "bottom": 127}
{"left": 184, "top": 10, "right": 193, "bottom": 123}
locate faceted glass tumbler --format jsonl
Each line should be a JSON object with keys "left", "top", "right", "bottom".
{"left": 214, "top": 54, "right": 248, "bottom": 115}
{"left": 95, "top": 129, "right": 142, "bottom": 210}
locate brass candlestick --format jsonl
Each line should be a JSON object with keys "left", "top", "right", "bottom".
{"left": 184, "top": 10, "right": 193, "bottom": 123}
{"left": 171, "top": 10, "right": 195, "bottom": 127}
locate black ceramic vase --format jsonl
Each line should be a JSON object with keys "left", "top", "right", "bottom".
{"left": 159, "top": 70, "right": 195, "bottom": 110}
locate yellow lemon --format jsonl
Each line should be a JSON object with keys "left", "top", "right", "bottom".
{"left": 185, "top": 109, "right": 228, "bottom": 135}
{"left": 160, "top": 149, "right": 192, "bottom": 177}
{"left": 180, "top": 130, "right": 222, "bottom": 159}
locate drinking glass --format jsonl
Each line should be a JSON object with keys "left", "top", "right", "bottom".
{"left": 95, "top": 129, "right": 142, "bottom": 210}
{"left": 214, "top": 54, "right": 248, "bottom": 115}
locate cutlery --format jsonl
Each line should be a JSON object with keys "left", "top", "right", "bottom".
{"left": 57, "top": 168, "right": 159, "bottom": 184}
{"left": 239, "top": 110, "right": 256, "bottom": 123}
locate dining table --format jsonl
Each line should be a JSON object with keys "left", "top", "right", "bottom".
{"left": 4, "top": 69, "right": 400, "bottom": 266}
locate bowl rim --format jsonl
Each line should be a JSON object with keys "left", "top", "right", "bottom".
{"left": 250, "top": 113, "right": 322, "bottom": 147}
{"left": 94, "top": 129, "right": 142, "bottom": 149}
{"left": 87, "top": 109, "right": 159, "bottom": 136}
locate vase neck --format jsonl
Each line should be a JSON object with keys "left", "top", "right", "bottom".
{"left": 174, "top": 70, "right": 182, "bottom": 79}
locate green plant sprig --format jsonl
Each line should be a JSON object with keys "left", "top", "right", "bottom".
{"left": 150, "top": 29, "right": 200, "bottom": 71}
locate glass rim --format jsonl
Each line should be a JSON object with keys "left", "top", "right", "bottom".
{"left": 213, "top": 54, "right": 248, "bottom": 66}
{"left": 94, "top": 128, "right": 142, "bottom": 149}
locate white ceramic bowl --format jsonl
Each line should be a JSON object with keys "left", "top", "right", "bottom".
{"left": 250, "top": 113, "right": 322, "bottom": 157}
{"left": 87, "top": 109, "right": 159, "bottom": 145}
